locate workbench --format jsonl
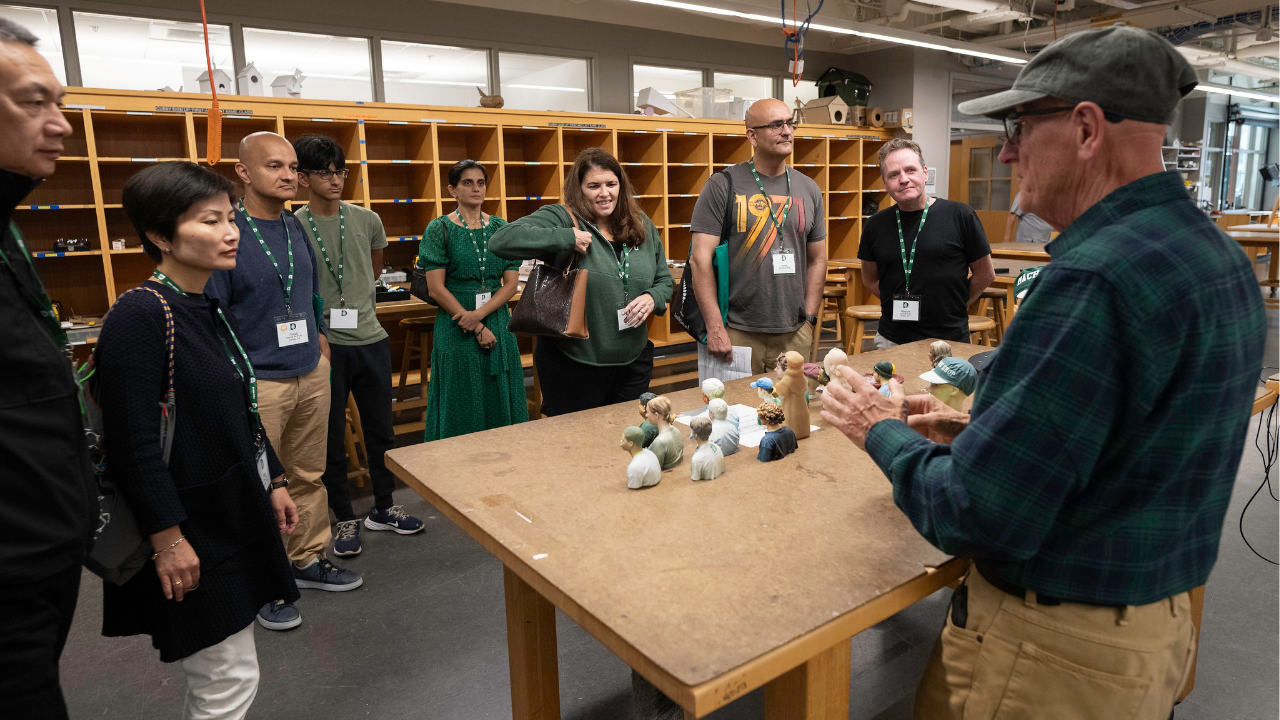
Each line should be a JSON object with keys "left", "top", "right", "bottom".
{"left": 386, "top": 340, "right": 984, "bottom": 718}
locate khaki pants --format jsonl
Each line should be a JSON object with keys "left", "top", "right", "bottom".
{"left": 726, "top": 324, "right": 815, "bottom": 374}
{"left": 257, "top": 356, "right": 332, "bottom": 567}
{"left": 915, "top": 568, "right": 1197, "bottom": 720}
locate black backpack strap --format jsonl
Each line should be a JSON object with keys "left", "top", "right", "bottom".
{"left": 719, "top": 168, "right": 734, "bottom": 246}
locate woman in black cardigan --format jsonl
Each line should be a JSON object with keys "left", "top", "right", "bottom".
{"left": 94, "top": 162, "right": 299, "bottom": 716}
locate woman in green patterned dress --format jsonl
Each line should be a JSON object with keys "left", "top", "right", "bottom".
{"left": 418, "top": 160, "right": 528, "bottom": 440}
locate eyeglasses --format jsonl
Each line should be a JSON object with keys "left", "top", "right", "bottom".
{"left": 303, "top": 168, "right": 349, "bottom": 180}
{"left": 1002, "top": 105, "right": 1125, "bottom": 145}
{"left": 749, "top": 118, "right": 799, "bottom": 133}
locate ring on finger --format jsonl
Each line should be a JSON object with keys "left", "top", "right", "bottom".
{"left": 174, "top": 579, "right": 183, "bottom": 587}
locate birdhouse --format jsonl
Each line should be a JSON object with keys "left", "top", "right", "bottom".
{"left": 800, "top": 96, "right": 849, "bottom": 126}
{"left": 197, "top": 68, "right": 232, "bottom": 95}
{"left": 476, "top": 86, "right": 504, "bottom": 109}
{"left": 815, "top": 67, "right": 873, "bottom": 108}
{"left": 237, "top": 63, "right": 265, "bottom": 96}
{"left": 272, "top": 69, "right": 305, "bottom": 98}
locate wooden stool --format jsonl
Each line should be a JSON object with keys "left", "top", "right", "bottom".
{"left": 978, "top": 287, "right": 1009, "bottom": 342}
{"left": 342, "top": 393, "right": 370, "bottom": 488}
{"left": 968, "top": 315, "right": 996, "bottom": 347}
{"left": 810, "top": 282, "right": 848, "bottom": 361}
{"left": 843, "top": 305, "right": 881, "bottom": 355}
{"left": 523, "top": 337, "right": 544, "bottom": 420}
{"left": 393, "top": 316, "right": 434, "bottom": 436}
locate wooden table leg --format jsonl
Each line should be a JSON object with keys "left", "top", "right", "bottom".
{"left": 503, "top": 566, "right": 561, "bottom": 720}
{"left": 762, "top": 638, "right": 851, "bottom": 720}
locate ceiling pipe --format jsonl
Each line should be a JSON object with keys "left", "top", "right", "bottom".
{"left": 1234, "top": 41, "right": 1280, "bottom": 60}
{"left": 1178, "top": 46, "right": 1279, "bottom": 80}
{"left": 865, "top": 1, "right": 943, "bottom": 25}
{"left": 908, "top": 0, "right": 1009, "bottom": 12}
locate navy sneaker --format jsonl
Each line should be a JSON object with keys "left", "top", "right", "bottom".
{"left": 257, "top": 601, "right": 301, "bottom": 631}
{"left": 293, "top": 557, "right": 363, "bottom": 592}
{"left": 364, "top": 505, "right": 425, "bottom": 535}
{"left": 332, "top": 519, "right": 362, "bottom": 557}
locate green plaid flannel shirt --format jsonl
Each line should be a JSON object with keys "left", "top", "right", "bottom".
{"left": 866, "top": 172, "right": 1267, "bottom": 605}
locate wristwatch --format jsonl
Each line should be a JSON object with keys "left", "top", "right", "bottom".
{"left": 269, "top": 479, "right": 289, "bottom": 491}
{"left": 805, "top": 314, "right": 818, "bottom": 327}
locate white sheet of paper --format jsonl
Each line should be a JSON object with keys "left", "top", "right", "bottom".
{"left": 329, "top": 308, "right": 358, "bottom": 329}
{"left": 617, "top": 308, "right": 631, "bottom": 331}
{"left": 697, "top": 344, "right": 753, "bottom": 384}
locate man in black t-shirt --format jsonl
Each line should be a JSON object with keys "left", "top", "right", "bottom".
{"left": 857, "top": 139, "right": 993, "bottom": 347}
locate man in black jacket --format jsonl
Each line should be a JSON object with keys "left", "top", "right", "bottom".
{"left": 0, "top": 18, "right": 97, "bottom": 720}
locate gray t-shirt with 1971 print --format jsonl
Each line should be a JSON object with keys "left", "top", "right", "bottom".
{"left": 691, "top": 162, "right": 826, "bottom": 334}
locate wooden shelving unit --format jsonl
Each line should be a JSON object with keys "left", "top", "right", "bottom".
{"left": 33, "top": 87, "right": 891, "bottom": 345}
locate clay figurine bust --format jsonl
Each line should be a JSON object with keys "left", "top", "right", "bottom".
{"left": 622, "top": 426, "right": 661, "bottom": 489}
{"left": 928, "top": 340, "right": 953, "bottom": 368}
{"left": 707, "top": 398, "right": 739, "bottom": 456}
{"left": 636, "top": 392, "right": 659, "bottom": 447}
{"left": 873, "top": 361, "right": 897, "bottom": 398}
{"left": 818, "top": 348, "right": 853, "bottom": 390}
{"left": 643, "top": 395, "right": 684, "bottom": 470}
{"left": 689, "top": 417, "right": 725, "bottom": 481}
{"left": 701, "top": 377, "right": 725, "bottom": 405}
{"left": 750, "top": 377, "right": 779, "bottom": 405}
{"left": 919, "top": 356, "right": 978, "bottom": 411}
{"left": 773, "top": 350, "right": 810, "bottom": 440}
{"left": 755, "top": 402, "right": 797, "bottom": 462}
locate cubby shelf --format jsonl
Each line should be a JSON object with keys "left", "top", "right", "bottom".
{"left": 35, "top": 88, "right": 890, "bottom": 348}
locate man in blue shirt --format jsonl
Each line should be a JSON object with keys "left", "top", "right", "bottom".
{"left": 207, "top": 132, "right": 361, "bottom": 631}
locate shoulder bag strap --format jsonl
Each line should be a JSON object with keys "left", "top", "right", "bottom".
{"left": 720, "top": 169, "right": 734, "bottom": 246}
{"left": 560, "top": 204, "right": 583, "bottom": 271}
{"left": 122, "top": 286, "right": 178, "bottom": 465}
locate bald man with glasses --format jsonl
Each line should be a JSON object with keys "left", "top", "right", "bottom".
{"left": 689, "top": 98, "right": 827, "bottom": 373}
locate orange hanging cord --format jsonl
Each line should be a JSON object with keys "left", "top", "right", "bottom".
{"left": 199, "top": 0, "right": 221, "bottom": 165}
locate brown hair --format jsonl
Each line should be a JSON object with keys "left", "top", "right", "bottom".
{"left": 564, "top": 147, "right": 648, "bottom": 247}
{"left": 757, "top": 402, "right": 784, "bottom": 426}
{"left": 878, "top": 138, "right": 925, "bottom": 168}
{"left": 690, "top": 416, "right": 713, "bottom": 442}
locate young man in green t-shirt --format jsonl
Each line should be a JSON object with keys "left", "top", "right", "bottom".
{"left": 293, "top": 135, "right": 423, "bottom": 558}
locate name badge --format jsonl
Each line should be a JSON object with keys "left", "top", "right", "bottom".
{"left": 772, "top": 251, "right": 796, "bottom": 275}
{"left": 891, "top": 294, "right": 921, "bottom": 322}
{"left": 274, "top": 314, "right": 309, "bottom": 347}
{"left": 255, "top": 444, "right": 271, "bottom": 491}
{"left": 617, "top": 303, "right": 632, "bottom": 331}
{"left": 330, "top": 308, "right": 358, "bottom": 329}
{"left": 475, "top": 291, "right": 492, "bottom": 308}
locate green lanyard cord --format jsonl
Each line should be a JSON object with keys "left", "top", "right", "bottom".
{"left": 150, "top": 270, "right": 261, "bottom": 432}
{"left": 303, "top": 205, "right": 345, "bottom": 305}
{"left": 749, "top": 159, "right": 793, "bottom": 239}
{"left": 579, "top": 213, "right": 631, "bottom": 301}
{"left": 894, "top": 200, "right": 930, "bottom": 295}
{"left": 454, "top": 210, "right": 489, "bottom": 287}
{"left": 3, "top": 222, "right": 67, "bottom": 346}
{"left": 236, "top": 201, "right": 295, "bottom": 313}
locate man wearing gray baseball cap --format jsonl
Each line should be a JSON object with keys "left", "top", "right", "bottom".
{"left": 821, "top": 26, "right": 1267, "bottom": 720}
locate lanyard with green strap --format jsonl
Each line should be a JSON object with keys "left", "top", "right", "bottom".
{"left": 748, "top": 159, "right": 793, "bottom": 238}
{"left": 454, "top": 209, "right": 490, "bottom": 291}
{"left": 578, "top": 212, "right": 632, "bottom": 301}
{"left": 302, "top": 205, "right": 346, "bottom": 306}
{"left": 151, "top": 270, "right": 261, "bottom": 430}
{"left": 236, "top": 201, "right": 296, "bottom": 314}
{"left": 894, "top": 200, "right": 930, "bottom": 295}
{"left": 2, "top": 222, "right": 67, "bottom": 346}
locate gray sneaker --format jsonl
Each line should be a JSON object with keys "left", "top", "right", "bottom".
{"left": 293, "top": 557, "right": 363, "bottom": 592}
{"left": 257, "top": 601, "right": 301, "bottom": 631}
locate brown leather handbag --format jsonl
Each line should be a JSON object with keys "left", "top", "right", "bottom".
{"left": 507, "top": 205, "right": 590, "bottom": 339}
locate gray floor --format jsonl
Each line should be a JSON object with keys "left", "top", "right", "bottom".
{"left": 60, "top": 310, "right": 1279, "bottom": 720}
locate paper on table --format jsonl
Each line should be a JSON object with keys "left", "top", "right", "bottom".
{"left": 676, "top": 403, "right": 757, "bottom": 427}
{"left": 739, "top": 424, "right": 821, "bottom": 448}
{"left": 698, "top": 344, "right": 753, "bottom": 384}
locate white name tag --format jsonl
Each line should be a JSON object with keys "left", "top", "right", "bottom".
{"left": 275, "top": 317, "right": 309, "bottom": 347}
{"left": 475, "top": 291, "right": 492, "bottom": 308}
{"left": 772, "top": 251, "right": 796, "bottom": 275}
{"left": 256, "top": 445, "right": 271, "bottom": 491}
{"left": 617, "top": 307, "right": 632, "bottom": 331}
{"left": 329, "top": 308, "right": 358, "bottom": 329}
{"left": 891, "top": 296, "right": 921, "bottom": 322}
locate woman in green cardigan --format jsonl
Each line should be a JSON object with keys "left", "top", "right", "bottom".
{"left": 418, "top": 160, "right": 528, "bottom": 440}
{"left": 490, "top": 147, "right": 673, "bottom": 416}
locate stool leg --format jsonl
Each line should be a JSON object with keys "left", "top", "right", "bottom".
{"left": 397, "top": 329, "right": 416, "bottom": 403}
{"left": 848, "top": 319, "right": 864, "bottom": 355}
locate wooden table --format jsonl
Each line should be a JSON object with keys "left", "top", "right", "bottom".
{"left": 386, "top": 341, "right": 986, "bottom": 719}
{"left": 988, "top": 241, "right": 1049, "bottom": 261}
{"left": 1224, "top": 225, "right": 1278, "bottom": 301}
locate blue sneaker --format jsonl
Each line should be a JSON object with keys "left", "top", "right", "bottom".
{"left": 293, "top": 557, "right": 363, "bottom": 592}
{"left": 332, "top": 519, "right": 362, "bottom": 557}
{"left": 257, "top": 601, "right": 301, "bottom": 631}
{"left": 364, "top": 505, "right": 425, "bottom": 535}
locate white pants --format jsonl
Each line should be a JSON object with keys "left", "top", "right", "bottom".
{"left": 873, "top": 332, "right": 899, "bottom": 350}
{"left": 179, "top": 623, "right": 259, "bottom": 720}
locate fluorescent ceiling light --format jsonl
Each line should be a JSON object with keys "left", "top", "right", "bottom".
{"left": 625, "top": 0, "right": 1029, "bottom": 64}
{"left": 508, "top": 84, "right": 587, "bottom": 92}
{"left": 1195, "top": 82, "right": 1279, "bottom": 104}
{"left": 389, "top": 78, "right": 486, "bottom": 87}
